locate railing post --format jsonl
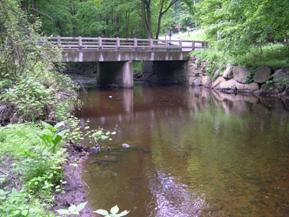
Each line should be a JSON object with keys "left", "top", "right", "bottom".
{"left": 78, "top": 36, "right": 82, "bottom": 49}
{"left": 134, "top": 38, "right": 137, "bottom": 50}
{"left": 149, "top": 38, "right": 153, "bottom": 50}
{"left": 192, "top": 41, "right": 195, "bottom": 50}
{"left": 57, "top": 36, "right": 61, "bottom": 47}
{"left": 116, "top": 37, "right": 120, "bottom": 50}
{"left": 165, "top": 39, "right": 168, "bottom": 50}
{"left": 98, "top": 37, "right": 102, "bottom": 50}
{"left": 179, "top": 40, "right": 182, "bottom": 51}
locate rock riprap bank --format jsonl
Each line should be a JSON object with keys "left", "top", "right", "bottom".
{"left": 188, "top": 57, "right": 289, "bottom": 97}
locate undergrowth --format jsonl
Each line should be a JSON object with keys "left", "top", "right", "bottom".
{"left": 192, "top": 43, "right": 289, "bottom": 73}
{"left": 0, "top": 122, "right": 66, "bottom": 216}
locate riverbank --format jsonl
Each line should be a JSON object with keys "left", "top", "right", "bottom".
{"left": 0, "top": 69, "right": 94, "bottom": 216}
{"left": 188, "top": 57, "right": 289, "bottom": 97}
{"left": 53, "top": 142, "right": 92, "bottom": 216}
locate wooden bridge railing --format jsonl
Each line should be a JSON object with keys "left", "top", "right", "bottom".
{"left": 46, "top": 37, "right": 208, "bottom": 51}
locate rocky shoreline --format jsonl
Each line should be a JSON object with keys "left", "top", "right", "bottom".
{"left": 188, "top": 57, "right": 289, "bottom": 97}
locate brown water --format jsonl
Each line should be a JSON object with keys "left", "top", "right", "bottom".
{"left": 78, "top": 86, "right": 289, "bottom": 217}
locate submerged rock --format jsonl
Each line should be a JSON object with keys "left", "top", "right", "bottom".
{"left": 190, "top": 77, "right": 202, "bottom": 87}
{"left": 218, "top": 79, "right": 238, "bottom": 91}
{"left": 89, "top": 144, "right": 101, "bottom": 154}
{"left": 212, "top": 77, "right": 226, "bottom": 88}
{"left": 121, "top": 143, "right": 131, "bottom": 149}
{"left": 236, "top": 82, "right": 259, "bottom": 93}
{"left": 201, "top": 76, "right": 212, "bottom": 88}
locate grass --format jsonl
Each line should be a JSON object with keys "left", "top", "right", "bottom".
{"left": 172, "top": 29, "right": 206, "bottom": 41}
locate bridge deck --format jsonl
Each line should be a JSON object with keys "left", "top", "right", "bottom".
{"left": 47, "top": 37, "right": 208, "bottom": 62}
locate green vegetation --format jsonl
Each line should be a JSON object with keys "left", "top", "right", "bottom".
{"left": 0, "top": 1, "right": 78, "bottom": 216}
{"left": 1, "top": 0, "right": 289, "bottom": 215}
{"left": 192, "top": 0, "right": 289, "bottom": 68}
{"left": 20, "top": 0, "right": 194, "bottom": 39}
{"left": 94, "top": 205, "right": 130, "bottom": 217}
{"left": 173, "top": 29, "right": 206, "bottom": 41}
{"left": 57, "top": 202, "right": 88, "bottom": 216}
{"left": 0, "top": 123, "right": 65, "bottom": 216}
{"left": 193, "top": 43, "right": 289, "bottom": 75}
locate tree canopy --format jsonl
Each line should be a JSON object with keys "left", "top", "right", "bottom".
{"left": 195, "top": 0, "right": 289, "bottom": 55}
{"left": 20, "top": 0, "right": 194, "bottom": 38}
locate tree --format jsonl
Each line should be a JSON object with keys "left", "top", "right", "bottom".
{"left": 196, "top": 0, "right": 289, "bottom": 55}
{"left": 140, "top": 0, "right": 180, "bottom": 38}
{"left": 0, "top": 0, "right": 59, "bottom": 81}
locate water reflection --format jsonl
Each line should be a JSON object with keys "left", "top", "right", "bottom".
{"left": 79, "top": 86, "right": 289, "bottom": 217}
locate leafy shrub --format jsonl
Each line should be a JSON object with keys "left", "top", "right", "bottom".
{"left": 0, "top": 189, "right": 54, "bottom": 217}
{"left": 0, "top": 78, "right": 54, "bottom": 121}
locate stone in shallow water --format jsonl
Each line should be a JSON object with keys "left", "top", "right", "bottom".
{"left": 121, "top": 143, "right": 131, "bottom": 149}
{"left": 212, "top": 77, "right": 226, "bottom": 88}
{"left": 201, "top": 76, "right": 212, "bottom": 88}
{"left": 218, "top": 79, "right": 237, "bottom": 90}
{"left": 236, "top": 82, "right": 259, "bottom": 93}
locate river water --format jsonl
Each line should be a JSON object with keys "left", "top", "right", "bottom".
{"left": 78, "top": 86, "right": 289, "bottom": 217}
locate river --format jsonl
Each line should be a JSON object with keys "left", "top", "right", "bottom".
{"left": 77, "top": 85, "right": 289, "bottom": 217}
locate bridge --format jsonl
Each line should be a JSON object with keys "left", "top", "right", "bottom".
{"left": 48, "top": 37, "right": 208, "bottom": 87}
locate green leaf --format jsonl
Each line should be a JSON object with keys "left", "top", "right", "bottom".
{"left": 53, "top": 134, "right": 62, "bottom": 145}
{"left": 117, "top": 210, "right": 130, "bottom": 217}
{"left": 94, "top": 209, "right": 109, "bottom": 216}
{"left": 56, "top": 209, "right": 70, "bottom": 215}
{"left": 68, "top": 204, "right": 78, "bottom": 214}
{"left": 110, "top": 205, "right": 119, "bottom": 214}
{"left": 76, "top": 201, "right": 87, "bottom": 211}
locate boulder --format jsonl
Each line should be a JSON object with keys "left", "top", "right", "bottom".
{"left": 259, "top": 83, "right": 283, "bottom": 96}
{"left": 217, "top": 79, "right": 238, "bottom": 93}
{"left": 190, "top": 77, "right": 202, "bottom": 87}
{"left": 201, "top": 76, "right": 212, "bottom": 88}
{"left": 232, "top": 66, "right": 250, "bottom": 83}
{"left": 222, "top": 64, "right": 234, "bottom": 79}
{"left": 212, "top": 77, "right": 226, "bottom": 88}
{"left": 253, "top": 67, "right": 271, "bottom": 83}
{"left": 236, "top": 82, "right": 259, "bottom": 93}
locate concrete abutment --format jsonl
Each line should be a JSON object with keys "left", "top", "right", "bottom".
{"left": 142, "top": 61, "right": 190, "bottom": 85}
{"left": 96, "top": 61, "right": 133, "bottom": 88}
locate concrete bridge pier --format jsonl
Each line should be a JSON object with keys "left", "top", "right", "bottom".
{"left": 142, "top": 61, "right": 189, "bottom": 85}
{"left": 96, "top": 61, "right": 133, "bottom": 88}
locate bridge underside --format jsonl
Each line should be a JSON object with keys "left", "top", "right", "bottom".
{"left": 61, "top": 50, "right": 192, "bottom": 88}
{"left": 96, "top": 61, "right": 133, "bottom": 88}
{"left": 73, "top": 60, "right": 189, "bottom": 88}
{"left": 62, "top": 49, "right": 190, "bottom": 62}
{"left": 142, "top": 61, "right": 188, "bottom": 85}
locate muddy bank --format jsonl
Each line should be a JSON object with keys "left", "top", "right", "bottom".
{"left": 53, "top": 143, "right": 94, "bottom": 216}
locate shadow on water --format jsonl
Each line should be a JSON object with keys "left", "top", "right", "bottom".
{"left": 77, "top": 86, "right": 289, "bottom": 217}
